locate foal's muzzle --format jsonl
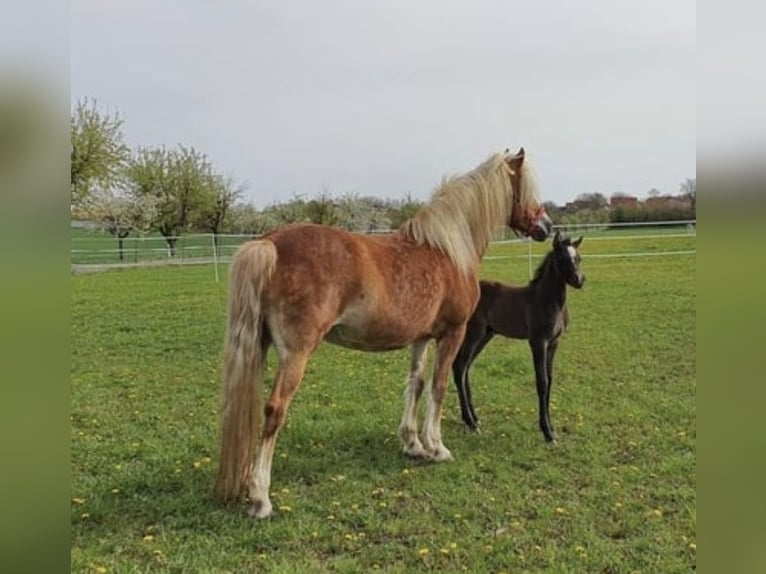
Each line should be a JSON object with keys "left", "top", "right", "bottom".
{"left": 570, "top": 273, "right": 586, "bottom": 289}
{"left": 529, "top": 211, "right": 553, "bottom": 242}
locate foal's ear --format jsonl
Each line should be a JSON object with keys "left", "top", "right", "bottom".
{"left": 572, "top": 236, "right": 583, "bottom": 248}
{"left": 553, "top": 230, "right": 562, "bottom": 247}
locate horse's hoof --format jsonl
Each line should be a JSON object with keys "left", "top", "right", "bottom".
{"left": 247, "top": 499, "right": 273, "bottom": 519}
{"left": 403, "top": 442, "right": 427, "bottom": 459}
{"left": 429, "top": 446, "right": 454, "bottom": 462}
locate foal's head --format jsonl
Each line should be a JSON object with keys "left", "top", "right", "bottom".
{"left": 551, "top": 231, "right": 585, "bottom": 289}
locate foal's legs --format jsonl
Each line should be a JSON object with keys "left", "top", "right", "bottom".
{"left": 248, "top": 349, "right": 310, "bottom": 518}
{"left": 453, "top": 327, "right": 493, "bottom": 430}
{"left": 422, "top": 325, "right": 466, "bottom": 461}
{"left": 544, "top": 339, "right": 560, "bottom": 441}
{"left": 399, "top": 340, "right": 429, "bottom": 458}
{"left": 529, "top": 339, "right": 555, "bottom": 442}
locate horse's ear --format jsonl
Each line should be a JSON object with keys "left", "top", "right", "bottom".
{"left": 505, "top": 147, "right": 525, "bottom": 168}
{"left": 553, "top": 230, "right": 562, "bottom": 247}
{"left": 573, "top": 236, "right": 583, "bottom": 248}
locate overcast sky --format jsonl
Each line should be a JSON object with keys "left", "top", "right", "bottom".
{"left": 71, "top": 0, "right": 695, "bottom": 206}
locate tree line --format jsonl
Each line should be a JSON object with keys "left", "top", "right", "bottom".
{"left": 72, "top": 98, "right": 695, "bottom": 261}
{"left": 70, "top": 99, "right": 425, "bottom": 259}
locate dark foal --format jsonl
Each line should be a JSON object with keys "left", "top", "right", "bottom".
{"left": 452, "top": 232, "right": 585, "bottom": 441}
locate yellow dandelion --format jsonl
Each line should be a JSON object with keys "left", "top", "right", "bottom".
{"left": 534, "top": 545, "right": 542, "bottom": 551}
{"left": 484, "top": 544, "right": 493, "bottom": 552}
{"left": 152, "top": 549, "right": 164, "bottom": 556}
{"left": 372, "top": 564, "right": 380, "bottom": 570}
{"left": 281, "top": 487, "right": 290, "bottom": 494}
{"left": 555, "top": 507, "right": 567, "bottom": 514}
{"left": 615, "top": 502, "right": 623, "bottom": 509}
{"left": 402, "top": 469, "right": 411, "bottom": 475}
{"left": 114, "top": 464, "right": 122, "bottom": 470}
{"left": 332, "top": 501, "right": 341, "bottom": 507}
{"left": 279, "top": 505, "right": 292, "bottom": 513}
{"left": 81, "top": 513, "right": 90, "bottom": 519}
{"left": 351, "top": 503, "right": 359, "bottom": 511}
{"left": 326, "top": 514, "right": 335, "bottom": 521}
{"left": 93, "top": 567, "right": 107, "bottom": 574}
{"left": 449, "top": 542, "right": 458, "bottom": 549}
{"left": 73, "top": 497, "right": 86, "bottom": 505}
{"left": 649, "top": 508, "right": 663, "bottom": 518}
{"left": 193, "top": 461, "right": 201, "bottom": 469}
{"left": 418, "top": 547, "right": 430, "bottom": 556}
{"left": 111, "top": 489, "right": 119, "bottom": 494}
{"left": 258, "top": 553, "right": 267, "bottom": 559}
{"left": 440, "top": 548, "right": 450, "bottom": 555}
{"left": 379, "top": 502, "right": 387, "bottom": 508}
{"left": 689, "top": 542, "right": 696, "bottom": 552}
{"left": 344, "top": 533, "right": 354, "bottom": 540}
{"left": 142, "top": 535, "right": 154, "bottom": 542}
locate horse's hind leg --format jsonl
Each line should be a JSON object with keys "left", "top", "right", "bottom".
{"left": 453, "top": 326, "right": 484, "bottom": 430}
{"left": 399, "top": 340, "right": 429, "bottom": 458}
{"left": 455, "top": 330, "right": 493, "bottom": 431}
{"left": 248, "top": 348, "right": 310, "bottom": 518}
{"left": 423, "top": 325, "right": 466, "bottom": 461}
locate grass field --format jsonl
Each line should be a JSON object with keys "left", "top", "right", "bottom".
{"left": 71, "top": 235, "right": 696, "bottom": 573}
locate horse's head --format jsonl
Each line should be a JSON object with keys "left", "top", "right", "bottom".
{"left": 505, "top": 148, "right": 552, "bottom": 242}
{"left": 552, "top": 231, "right": 585, "bottom": 289}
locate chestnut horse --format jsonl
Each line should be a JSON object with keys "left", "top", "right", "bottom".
{"left": 215, "top": 148, "right": 552, "bottom": 518}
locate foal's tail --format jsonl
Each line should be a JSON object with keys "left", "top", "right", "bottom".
{"left": 215, "top": 240, "right": 278, "bottom": 502}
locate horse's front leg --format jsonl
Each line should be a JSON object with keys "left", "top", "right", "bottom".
{"left": 544, "top": 339, "right": 560, "bottom": 441}
{"left": 422, "top": 324, "right": 466, "bottom": 461}
{"left": 399, "top": 340, "right": 430, "bottom": 458}
{"left": 529, "top": 339, "right": 554, "bottom": 442}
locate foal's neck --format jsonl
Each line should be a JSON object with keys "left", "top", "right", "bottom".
{"left": 533, "top": 260, "right": 568, "bottom": 308}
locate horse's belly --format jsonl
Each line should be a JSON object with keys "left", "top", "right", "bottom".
{"left": 324, "top": 325, "right": 411, "bottom": 352}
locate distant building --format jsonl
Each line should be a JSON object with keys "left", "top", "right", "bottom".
{"left": 645, "top": 196, "right": 692, "bottom": 210}
{"left": 609, "top": 195, "right": 638, "bottom": 209}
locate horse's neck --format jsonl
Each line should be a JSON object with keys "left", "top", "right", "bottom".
{"left": 533, "top": 267, "right": 567, "bottom": 309}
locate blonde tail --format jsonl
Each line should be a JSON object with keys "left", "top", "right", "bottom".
{"left": 215, "top": 240, "right": 278, "bottom": 502}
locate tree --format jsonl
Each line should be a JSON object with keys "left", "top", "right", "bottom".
{"left": 647, "top": 188, "right": 661, "bottom": 198}
{"left": 387, "top": 193, "right": 423, "bottom": 229}
{"left": 127, "top": 145, "right": 218, "bottom": 256}
{"left": 87, "top": 185, "right": 157, "bottom": 261}
{"left": 680, "top": 178, "right": 696, "bottom": 212}
{"left": 71, "top": 98, "right": 130, "bottom": 206}
{"left": 196, "top": 176, "right": 246, "bottom": 242}
{"left": 574, "top": 192, "right": 608, "bottom": 210}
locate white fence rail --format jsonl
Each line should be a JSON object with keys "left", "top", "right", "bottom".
{"left": 71, "top": 220, "right": 696, "bottom": 277}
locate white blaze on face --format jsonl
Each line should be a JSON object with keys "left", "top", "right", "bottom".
{"left": 567, "top": 245, "right": 577, "bottom": 265}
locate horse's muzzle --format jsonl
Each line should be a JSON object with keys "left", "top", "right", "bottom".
{"left": 529, "top": 212, "right": 553, "bottom": 242}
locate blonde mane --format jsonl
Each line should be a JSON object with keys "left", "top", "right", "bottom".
{"left": 400, "top": 152, "right": 540, "bottom": 274}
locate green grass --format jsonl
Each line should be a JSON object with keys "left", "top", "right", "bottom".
{"left": 71, "top": 236, "right": 696, "bottom": 573}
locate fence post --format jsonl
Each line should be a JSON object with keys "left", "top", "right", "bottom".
{"left": 212, "top": 233, "right": 220, "bottom": 283}
{"left": 528, "top": 238, "right": 532, "bottom": 279}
